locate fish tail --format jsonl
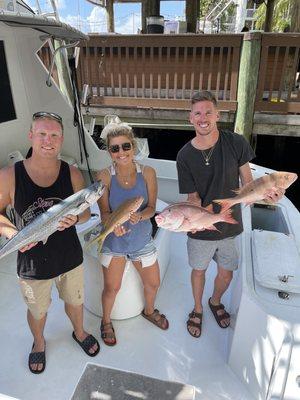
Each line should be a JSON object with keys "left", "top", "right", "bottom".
{"left": 86, "top": 232, "right": 105, "bottom": 249}
{"left": 213, "top": 198, "right": 234, "bottom": 212}
{"left": 220, "top": 209, "right": 238, "bottom": 225}
{"left": 96, "top": 236, "right": 105, "bottom": 254}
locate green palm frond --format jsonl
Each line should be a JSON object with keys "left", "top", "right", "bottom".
{"left": 254, "top": 0, "right": 292, "bottom": 32}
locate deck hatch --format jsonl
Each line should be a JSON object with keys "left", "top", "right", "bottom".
{"left": 252, "top": 229, "right": 300, "bottom": 293}
{"left": 251, "top": 203, "right": 289, "bottom": 234}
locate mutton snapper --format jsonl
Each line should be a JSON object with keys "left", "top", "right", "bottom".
{"left": 155, "top": 202, "right": 238, "bottom": 232}
{"left": 85, "top": 196, "right": 144, "bottom": 252}
{"left": 0, "top": 181, "right": 105, "bottom": 260}
{"left": 213, "top": 171, "right": 298, "bottom": 212}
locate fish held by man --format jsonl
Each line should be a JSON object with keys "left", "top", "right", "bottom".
{"left": 0, "top": 181, "right": 105, "bottom": 260}
{"left": 213, "top": 171, "right": 298, "bottom": 212}
{"left": 85, "top": 196, "right": 144, "bottom": 251}
{"left": 155, "top": 202, "right": 238, "bottom": 232}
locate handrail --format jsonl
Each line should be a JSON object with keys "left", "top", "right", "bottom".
{"left": 46, "top": 40, "right": 79, "bottom": 87}
{"left": 266, "top": 330, "right": 294, "bottom": 400}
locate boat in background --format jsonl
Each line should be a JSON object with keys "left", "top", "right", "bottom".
{"left": 0, "top": 4, "right": 300, "bottom": 400}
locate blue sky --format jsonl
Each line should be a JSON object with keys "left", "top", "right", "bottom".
{"left": 27, "top": 1, "right": 186, "bottom": 34}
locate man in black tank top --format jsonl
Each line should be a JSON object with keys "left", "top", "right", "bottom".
{"left": 0, "top": 112, "right": 99, "bottom": 374}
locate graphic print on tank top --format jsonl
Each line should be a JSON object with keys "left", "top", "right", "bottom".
{"left": 13, "top": 197, "right": 62, "bottom": 231}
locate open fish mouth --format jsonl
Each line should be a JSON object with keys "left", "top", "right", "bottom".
{"left": 291, "top": 174, "right": 298, "bottom": 183}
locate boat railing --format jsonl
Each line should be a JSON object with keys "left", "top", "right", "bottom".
{"left": 266, "top": 330, "right": 294, "bottom": 400}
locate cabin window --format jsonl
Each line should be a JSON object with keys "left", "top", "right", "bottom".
{"left": 0, "top": 41, "right": 16, "bottom": 123}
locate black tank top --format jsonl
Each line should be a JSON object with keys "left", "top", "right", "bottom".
{"left": 14, "top": 161, "right": 83, "bottom": 280}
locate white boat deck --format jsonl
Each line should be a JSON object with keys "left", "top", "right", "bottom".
{"left": 0, "top": 232, "right": 254, "bottom": 400}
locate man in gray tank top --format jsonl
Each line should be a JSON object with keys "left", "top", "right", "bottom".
{"left": 176, "top": 91, "right": 281, "bottom": 338}
{"left": 0, "top": 112, "right": 99, "bottom": 374}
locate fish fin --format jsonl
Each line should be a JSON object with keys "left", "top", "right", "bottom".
{"left": 204, "top": 204, "right": 214, "bottom": 213}
{"left": 231, "top": 188, "right": 241, "bottom": 194}
{"left": 220, "top": 209, "right": 238, "bottom": 225}
{"left": 213, "top": 199, "right": 233, "bottom": 212}
{"left": 206, "top": 225, "right": 220, "bottom": 232}
{"left": 243, "top": 201, "right": 253, "bottom": 207}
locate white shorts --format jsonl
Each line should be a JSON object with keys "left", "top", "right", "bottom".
{"left": 100, "top": 240, "right": 158, "bottom": 268}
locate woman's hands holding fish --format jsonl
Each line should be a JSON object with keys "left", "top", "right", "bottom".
{"left": 129, "top": 212, "right": 142, "bottom": 225}
{"left": 58, "top": 214, "right": 78, "bottom": 231}
{"left": 114, "top": 224, "right": 130, "bottom": 237}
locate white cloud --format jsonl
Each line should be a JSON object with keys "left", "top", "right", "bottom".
{"left": 87, "top": 6, "right": 108, "bottom": 33}
{"left": 60, "top": 7, "right": 107, "bottom": 34}
{"left": 61, "top": 14, "right": 83, "bottom": 31}
{"left": 25, "top": 0, "right": 65, "bottom": 13}
{"left": 115, "top": 13, "right": 141, "bottom": 34}
{"left": 35, "top": 4, "right": 141, "bottom": 35}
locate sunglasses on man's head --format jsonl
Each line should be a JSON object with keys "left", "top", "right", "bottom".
{"left": 32, "top": 111, "right": 63, "bottom": 126}
{"left": 109, "top": 142, "right": 132, "bottom": 153}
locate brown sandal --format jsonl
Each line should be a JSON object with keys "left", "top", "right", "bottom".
{"left": 208, "top": 297, "right": 230, "bottom": 328}
{"left": 100, "top": 321, "right": 117, "bottom": 346}
{"left": 187, "top": 310, "right": 202, "bottom": 338}
{"left": 141, "top": 309, "right": 169, "bottom": 330}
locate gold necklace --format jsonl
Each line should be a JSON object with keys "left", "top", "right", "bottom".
{"left": 116, "top": 167, "right": 135, "bottom": 185}
{"left": 200, "top": 144, "right": 216, "bottom": 166}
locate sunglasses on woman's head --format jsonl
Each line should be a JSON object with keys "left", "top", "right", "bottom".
{"left": 109, "top": 142, "right": 132, "bottom": 153}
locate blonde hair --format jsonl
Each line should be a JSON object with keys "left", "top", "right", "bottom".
{"left": 101, "top": 116, "right": 136, "bottom": 150}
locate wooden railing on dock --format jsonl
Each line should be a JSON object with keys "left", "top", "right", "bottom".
{"left": 77, "top": 34, "right": 243, "bottom": 111}
{"left": 38, "top": 33, "right": 300, "bottom": 116}
{"left": 255, "top": 34, "right": 300, "bottom": 114}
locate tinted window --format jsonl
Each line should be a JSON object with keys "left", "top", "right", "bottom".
{"left": 0, "top": 41, "right": 16, "bottom": 123}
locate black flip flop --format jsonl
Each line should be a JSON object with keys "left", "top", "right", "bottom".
{"left": 28, "top": 343, "right": 46, "bottom": 374}
{"left": 72, "top": 332, "right": 100, "bottom": 357}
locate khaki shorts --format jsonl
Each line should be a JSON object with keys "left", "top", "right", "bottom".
{"left": 19, "top": 265, "right": 84, "bottom": 320}
{"left": 187, "top": 236, "right": 239, "bottom": 271}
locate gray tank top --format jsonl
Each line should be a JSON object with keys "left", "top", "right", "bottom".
{"left": 103, "top": 163, "right": 152, "bottom": 253}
